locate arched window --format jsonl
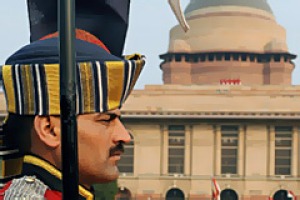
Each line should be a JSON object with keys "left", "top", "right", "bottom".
{"left": 273, "top": 190, "right": 294, "bottom": 200}
{"left": 220, "top": 189, "right": 238, "bottom": 200}
{"left": 115, "top": 187, "right": 132, "bottom": 200}
{"left": 166, "top": 188, "right": 185, "bottom": 200}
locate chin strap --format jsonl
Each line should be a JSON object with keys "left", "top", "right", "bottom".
{"left": 168, "top": 0, "right": 190, "bottom": 32}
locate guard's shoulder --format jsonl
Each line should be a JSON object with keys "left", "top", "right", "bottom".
{"left": 1, "top": 176, "right": 48, "bottom": 199}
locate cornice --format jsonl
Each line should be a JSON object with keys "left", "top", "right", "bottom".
{"left": 122, "top": 111, "right": 300, "bottom": 120}
{"left": 160, "top": 51, "right": 297, "bottom": 60}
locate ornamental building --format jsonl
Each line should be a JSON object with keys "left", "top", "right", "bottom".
{"left": 116, "top": 0, "right": 300, "bottom": 199}
{"left": 0, "top": 0, "right": 299, "bottom": 200}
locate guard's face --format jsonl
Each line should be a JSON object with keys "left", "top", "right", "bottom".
{"left": 75, "top": 109, "right": 130, "bottom": 186}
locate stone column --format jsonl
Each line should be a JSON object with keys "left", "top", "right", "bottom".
{"left": 268, "top": 126, "right": 275, "bottom": 176}
{"left": 292, "top": 126, "right": 298, "bottom": 176}
{"left": 238, "top": 125, "right": 245, "bottom": 176}
{"left": 161, "top": 125, "right": 168, "bottom": 175}
{"left": 133, "top": 130, "right": 138, "bottom": 177}
{"left": 214, "top": 125, "right": 221, "bottom": 175}
{"left": 184, "top": 125, "right": 191, "bottom": 175}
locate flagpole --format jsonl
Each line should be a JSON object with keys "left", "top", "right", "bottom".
{"left": 211, "top": 177, "right": 214, "bottom": 200}
{"left": 59, "top": 0, "right": 79, "bottom": 199}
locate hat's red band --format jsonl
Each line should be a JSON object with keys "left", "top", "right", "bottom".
{"left": 39, "top": 29, "right": 111, "bottom": 53}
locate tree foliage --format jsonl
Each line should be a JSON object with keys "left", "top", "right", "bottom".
{"left": 93, "top": 180, "right": 118, "bottom": 200}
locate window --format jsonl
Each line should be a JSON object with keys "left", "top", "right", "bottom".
{"left": 233, "top": 54, "right": 239, "bottom": 61}
{"left": 118, "top": 139, "right": 134, "bottom": 174}
{"left": 241, "top": 54, "right": 247, "bottom": 61}
{"left": 185, "top": 55, "right": 190, "bottom": 62}
{"left": 168, "top": 125, "right": 185, "bottom": 174}
{"left": 265, "top": 56, "right": 271, "bottom": 63}
{"left": 216, "top": 54, "right": 222, "bottom": 61}
{"left": 274, "top": 55, "right": 281, "bottom": 62}
{"left": 221, "top": 126, "right": 238, "bottom": 174}
{"left": 190, "top": 55, "right": 199, "bottom": 63}
{"left": 167, "top": 56, "right": 173, "bottom": 62}
{"left": 200, "top": 55, "right": 206, "bottom": 62}
{"left": 257, "top": 55, "right": 263, "bottom": 63}
{"left": 275, "top": 126, "right": 292, "bottom": 175}
{"left": 175, "top": 55, "right": 182, "bottom": 62}
{"left": 224, "top": 53, "right": 231, "bottom": 61}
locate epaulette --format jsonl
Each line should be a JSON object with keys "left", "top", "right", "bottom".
{"left": 3, "top": 176, "right": 48, "bottom": 199}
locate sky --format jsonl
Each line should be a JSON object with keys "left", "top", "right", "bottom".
{"left": 0, "top": 0, "right": 299, "bottom": 89}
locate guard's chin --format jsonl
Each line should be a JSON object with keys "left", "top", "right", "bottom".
{"left": 98, "top": 174, "right": 119, "bottom": 183}
{"left": 101, "top": 167, "right": 120, "bottom": 182}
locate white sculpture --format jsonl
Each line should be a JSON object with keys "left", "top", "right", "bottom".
{"left": 168, "top": 0, "right": 190, "bottom": 32}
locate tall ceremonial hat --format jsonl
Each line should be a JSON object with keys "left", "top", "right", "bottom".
{"left": 2, "top": 40, "right": 144, "bottom": 116}
{"left": 2, "top": 0, "right": 144, "bottom": 116}
{"left": 0, "top": 0, "right": 144, "bottom": 184}
{"left": 27, "top": 0, "right": 130, "bottom": 56}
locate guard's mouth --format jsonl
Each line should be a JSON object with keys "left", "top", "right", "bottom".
{"left": 109, "top": 143, "right": 125, "bottom": 157}
{"left": 110, "top": 150, "right": 123, "bottom": 157}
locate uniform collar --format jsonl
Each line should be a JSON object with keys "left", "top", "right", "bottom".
{"left": 22, "top": 154, "right": 94, "bottom": 200}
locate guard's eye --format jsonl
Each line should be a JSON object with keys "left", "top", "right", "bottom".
{"left": 97, "top": 114, "right": 119, "bottom": 123}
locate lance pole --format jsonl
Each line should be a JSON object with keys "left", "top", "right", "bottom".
{"left": 59, "top": 0, "right": 79, "bottom": 199}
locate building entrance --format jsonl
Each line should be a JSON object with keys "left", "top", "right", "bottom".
{"left": 166, "top": 188, "right": 185, "bottom": 200}
{"left": 220, "top": 189, "right": 238, "bottom": 200}
{"left": 273, "top": 190, "right": 293, "bottom": 200}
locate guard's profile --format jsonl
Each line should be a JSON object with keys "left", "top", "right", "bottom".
{"left": 0, "top": 0, "right": 188, "bottom": 199}
{"left": 0, "top": 0, "right": 144, "bottom": 199}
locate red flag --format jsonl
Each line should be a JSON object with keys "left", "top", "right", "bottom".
{"left": 287, "top": 190, "right": 296, "bottom": 200}
{"left": 211, "top": 177, "right": 220, "bottom": 200}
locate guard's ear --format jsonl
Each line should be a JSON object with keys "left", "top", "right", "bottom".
{"left": 33, "top": 116, "right": 61, "bottom": 148}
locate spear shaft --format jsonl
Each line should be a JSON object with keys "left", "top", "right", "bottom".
{"left": 59, "top": 0, "right": 79, "bottom": 199}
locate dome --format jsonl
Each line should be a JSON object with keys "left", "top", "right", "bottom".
{"left": 185, "top": 0, "right": 273, "bottom": 15}
{"left": 167, "top": 0, "right": 288, "bottom": 53}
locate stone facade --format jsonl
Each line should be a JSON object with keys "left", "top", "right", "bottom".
{"left": 116, "top": 85, "right": 300, "bottom": 199}
{"left": 2, "top": 84, "right": 299, "bottom": 199}
{"left": 115, "top": 1, "right": 299, "bottom": 198}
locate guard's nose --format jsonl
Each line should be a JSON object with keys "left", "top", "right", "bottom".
{"left": 112, "top": 119, "right": 131, "bottom": 144}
